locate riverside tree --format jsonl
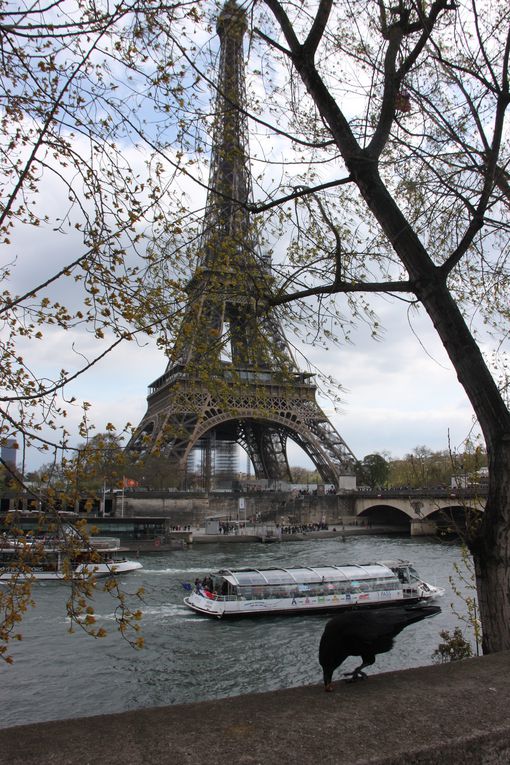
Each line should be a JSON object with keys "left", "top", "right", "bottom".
{"left": 0, "top": 0, "right": 208, "bottom": 465}
{"left": 0, "top": 0, "right": 211, "bottom": 660}
{"left": 356, "top": 453, "right": 390, "bottom": 490}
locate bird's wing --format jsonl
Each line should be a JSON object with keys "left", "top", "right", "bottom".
{"left": 359, "top": 606, "right": 441, "bottom": 639}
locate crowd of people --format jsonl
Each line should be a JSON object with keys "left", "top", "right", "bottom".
{"left": 217, "top": 522, "right": 242, "bottom": 534}
{"left": 296, "top": 487, "right": 337, "bottom": 495}
{"left": 193, "top": 575, "right": 230, "bottom": 600}
{"left": 280, "top": 521, "right": 330, "bottom": 535}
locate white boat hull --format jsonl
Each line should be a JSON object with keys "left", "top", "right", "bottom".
{"left": 183, "top": 589, "right": 421, "bottom": 619}
{"left": 74, "top": 560, "right": 143, "bottom": 577}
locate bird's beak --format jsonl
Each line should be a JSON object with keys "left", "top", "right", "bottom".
{"left": 324, "top": 682, "right": 334, "bottom": 692}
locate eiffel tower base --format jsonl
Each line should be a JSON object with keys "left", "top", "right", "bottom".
{"left": 129, "top": 376, "right": 356, "bottom": 491}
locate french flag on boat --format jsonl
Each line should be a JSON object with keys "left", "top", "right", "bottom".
{"left": 180, "top": 581, "right": 193, "bottom": 592}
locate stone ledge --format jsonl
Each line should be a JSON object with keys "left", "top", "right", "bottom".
{"left": 1, "top": 651, "right": 510, "bottom": 764}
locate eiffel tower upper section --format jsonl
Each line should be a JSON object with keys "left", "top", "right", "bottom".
{"left": 170, "top": 0, "right": 291, "bottom": 376}
{"left": 128, "top": 0, "right": 357, "bottom": 489}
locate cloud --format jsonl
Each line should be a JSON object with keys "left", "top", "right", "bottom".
{"left": 304, "top": 300, "right": 478, "bottom": 462}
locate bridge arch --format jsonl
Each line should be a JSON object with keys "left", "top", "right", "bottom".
{"left": 426, "top": 504, "right": 482, "bottom": 536}
{"left": 357, "top": 504, "right": 412, "bottom": 531}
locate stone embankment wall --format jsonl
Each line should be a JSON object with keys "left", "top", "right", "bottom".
{"left": 117, "top": 491, "right": 357, "bottom": 528}
{"left": 2, "top": 651, "right": 510, "bottom": 764}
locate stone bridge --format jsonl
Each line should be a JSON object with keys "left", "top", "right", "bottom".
{"left": 352, "top": 488, "right": 486, "bottom": 535}
{"left": 104, "top": 486, "right": 488, "bottom": 536}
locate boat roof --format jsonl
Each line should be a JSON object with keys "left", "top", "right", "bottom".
{"left": 216, "top": 563, "right": 396, "bottom": 587}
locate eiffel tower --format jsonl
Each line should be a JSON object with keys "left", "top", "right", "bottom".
{"left": 128, "top": 0, "right": 356, "bottom": 490}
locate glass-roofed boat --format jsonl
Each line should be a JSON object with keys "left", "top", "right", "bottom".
{"left": 183, "top": 561, "right": 440, "bottom": 619}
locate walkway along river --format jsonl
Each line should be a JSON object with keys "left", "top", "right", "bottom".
{"left": 0, "top": 534, "right": 474, "bottom": 729}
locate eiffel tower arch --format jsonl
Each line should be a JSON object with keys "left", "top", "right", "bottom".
{"left": 128, "top": 0, "right": 357, "bottom": 490}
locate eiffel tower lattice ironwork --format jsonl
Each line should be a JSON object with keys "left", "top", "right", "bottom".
{"left": 128, "top": 0, "right": 356, "bottom": 489}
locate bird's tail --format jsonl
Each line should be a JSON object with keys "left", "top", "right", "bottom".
{"left": 399, "top": 604, "right": 441, "bottom": 624}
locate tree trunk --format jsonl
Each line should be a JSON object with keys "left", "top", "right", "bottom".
{"left": 472, "top": 440, "right": 510, "bottom": 652}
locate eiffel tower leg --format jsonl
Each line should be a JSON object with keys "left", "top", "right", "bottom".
{"left": 261, "top": 427, "right": 291, "bottom": 482}
{"left": 239, "top": 422, "right": 291, "bottom": 482}
{"left": 203, "top": 432, "right": 214, "bottom": 492}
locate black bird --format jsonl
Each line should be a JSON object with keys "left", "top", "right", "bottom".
{"left": 319, "top": 604, "right": 441, "bottom": 691}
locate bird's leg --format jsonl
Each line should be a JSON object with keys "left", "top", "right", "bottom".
{"left": 343, "top": 656, "right": 374, "bottom": 682}
{"left": 343, "top": 668, "right": 368, "bottom": 682}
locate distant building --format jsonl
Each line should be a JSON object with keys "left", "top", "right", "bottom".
{"left": 451, "top": 466, "right": 489, "bottom": 489}
{"left": 1, "top": 439, "right": 18, "bottom": 470}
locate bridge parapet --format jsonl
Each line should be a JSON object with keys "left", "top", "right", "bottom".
{"left": 356, "top": 486, "right": 488, "bottom": 500}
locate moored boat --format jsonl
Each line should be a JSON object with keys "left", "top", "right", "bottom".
{"left": 0, "top": 534, "right": 143, "bottom": 581}
{"left": 183, "top": 561, "right": 442, "bottom": 619}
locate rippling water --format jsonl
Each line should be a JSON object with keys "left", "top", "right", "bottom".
{"left": 0, "top": 534, "right": 474, "bottom": 729}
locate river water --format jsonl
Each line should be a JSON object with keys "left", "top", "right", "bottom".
{"left": 0, "top": 534, "right": 475, "bottom": 729}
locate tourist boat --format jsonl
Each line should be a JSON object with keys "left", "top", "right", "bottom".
{"left": 183, "top": 561, "right": 443, "bottom": 619}
{"left": 377, "top": 560, "right": 445, "bottom": 601}
{"left": 0, "top": 535, "right": 143, "bottom": 581}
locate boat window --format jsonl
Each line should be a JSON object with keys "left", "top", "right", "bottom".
{"left": 232, "top": 570, "right": 268, "bottom": 586}
{"left": 229, "top": 573, "right": 401, "bottom": 601}
{"left": 290, "top": 568, "right": 323, "bottom": 583}
{"left": 358, "top": 564, "right": 394, "bottom": 577}
{"left": 342, "top": 565, "right": 378, "bottom": 578}
{"left": 261, "top": 570, "right": 293, "bottom": 585}
{"left": 395, "top": 566, "right": 411, "bottom": 584}
{"left": 311, "top": 566, "right": 346, "bottom": 580}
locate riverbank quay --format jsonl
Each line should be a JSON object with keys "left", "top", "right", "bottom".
{"left": 191, "top": 525, "right": 398, "bottom": 544}
{"left": 2, "top": 650, "right": 510, "bottom": 765}
{"left": 124, "top": 524, "right": 400, "bottom": 552}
